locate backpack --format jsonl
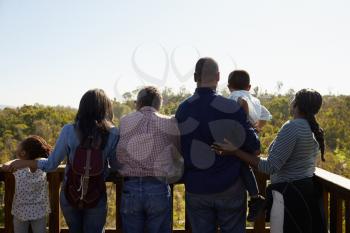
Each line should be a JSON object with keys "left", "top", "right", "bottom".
{"left": 64, "top": 137, "right": 106, "bottom": 209}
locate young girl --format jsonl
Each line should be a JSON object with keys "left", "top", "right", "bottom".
{"left": 1, "top": 136, "right": 52, "bottom": 233}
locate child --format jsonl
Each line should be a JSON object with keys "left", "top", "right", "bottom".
{"left": 228, "top": 70, "right": 272, "bottom": 132}
{"left": 0, "top": 136, "right": 51, "bottom": 233}
{"left": 227, "top": 70, "right": 272, "bottom": 222}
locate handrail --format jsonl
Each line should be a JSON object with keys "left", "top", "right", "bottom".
{"left": 315, "top": 167, "right": 350, "bottom": 199}
{"left": 0, "top": 165, "right": 269, "bottom": 233}
{"left": 314, "top": 168, "right": 350, "bottom": 233}
{"left": 1, "top": 167, "right": 350, "bottom": 233}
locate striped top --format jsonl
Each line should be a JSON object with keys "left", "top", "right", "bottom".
{"left": 258, "top": 118, "right": 320, "bottom": 184}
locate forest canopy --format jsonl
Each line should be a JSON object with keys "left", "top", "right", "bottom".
{"left": 1, "top": 88, "right": 350, "bottom": 228}
{"left": 1, "top": 88, "right": 349, "bottom": 178}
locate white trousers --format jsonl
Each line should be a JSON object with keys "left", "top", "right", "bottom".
{"left": 270, "top": 190, "right": 284, "bottom": 233}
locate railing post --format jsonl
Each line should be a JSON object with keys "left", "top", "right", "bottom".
{"left": 48, "top": 172, "right": 61, "bottom": 233}
{"left": 346, "top": 200, "right": 350, "bottom": 233}
{"left": 330, "top": 193, "right": 343, "bottom": 233}
{"left": 322, "top": 191, "right": 329, "bottom": 230}
{"left": 254, "top": 171, "right": 267, "bottom": 233}
{"left": 170, "top": 184, "right": 174, "bottom": 231}
{"left": 4, "top": 173, "right": 14, "bottom": 233}
{"left": 184, "top": 188, "right": 192, "bottom": 233}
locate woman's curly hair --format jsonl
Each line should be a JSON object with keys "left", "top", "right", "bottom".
{"left": 20, "top": 135, "right": 52, "bottom": 160}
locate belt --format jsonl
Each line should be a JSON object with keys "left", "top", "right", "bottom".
{"left": 123, "top": 176, "right": 168, "bottom": 183}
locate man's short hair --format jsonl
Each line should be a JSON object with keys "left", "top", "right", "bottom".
{"left": 194, "top": 57, "right": 219, "bottom": 82}
{"left": 137, "top": 86, "right": 162, "bottom": 110}
{"left": 228, "top": 70, "right": 250, "bottom": 90}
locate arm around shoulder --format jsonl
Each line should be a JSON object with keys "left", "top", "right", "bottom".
{"left": 38, "top": 124, "right": 72, "bottom": 172}
{"left": 8, "top": 159, "right": 38, "bottom": 172}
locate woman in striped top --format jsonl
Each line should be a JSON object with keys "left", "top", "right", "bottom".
{"left": 212, "top": 89, "right": 327, "bottom": 233}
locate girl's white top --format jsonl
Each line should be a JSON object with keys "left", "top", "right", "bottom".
{"left": 11, "top": 168, "right": 51, "bottom": 221}
{"left": 228, "top": 90, "right": 272, "bottom": 124}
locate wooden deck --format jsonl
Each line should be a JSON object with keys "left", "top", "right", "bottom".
{"left": 1, "top": 166, "right": 349, "bottom": 233}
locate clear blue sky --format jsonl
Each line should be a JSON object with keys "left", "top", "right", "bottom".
{"left": 0, "top": 0, "right": 349, "bottom": 107}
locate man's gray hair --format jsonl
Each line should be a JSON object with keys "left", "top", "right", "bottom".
{"left": 137, "top": 86, "right": 162, "bottom": 110}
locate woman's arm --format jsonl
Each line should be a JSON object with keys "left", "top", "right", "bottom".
{"left": 0, "top": 164, "right": 7, "bottom": 172}
{"left": 257, "top": 122, "right": 297, "bottom": 174}
{"left": 107, "top": 127, "right": 119, "bottom": 171}
{"left": 212, "top": 139, "right": 261, "bottom": 168}
{"left": 8, "top": 159, "right": 37, "bottom": 172}
{"left": 1, "top": 159, "right": 34, "bottom": 172}
{"left": 212, "top": 121, "right": 298, "bottom": 175}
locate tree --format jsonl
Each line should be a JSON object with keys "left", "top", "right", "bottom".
{"left": 253, "top": 86, "right": 259, "bottom": 97}
{"left": 122, "top": 92, "right": 133, "bottom": 101}
{"left": 276, "top": 81, "right": 284, "bottom": 95}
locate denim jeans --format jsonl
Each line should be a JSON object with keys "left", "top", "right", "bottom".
{"left": 240, "top": 164, "right": 259, "bottom": 197}
{"left": 13, "top": 216, "right": 46, "bottom": 233}
{"left": 120, "top": 178, "right": 172, "bottom": 233}
{"left": 60, "top": 191, "right": 107, "bottom": 233}
{"left": 185, "top": 183, "right": 246, "bottom": 233}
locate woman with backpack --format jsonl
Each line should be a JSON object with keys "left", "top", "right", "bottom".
{"left": 212, "top": 89, "right": 327, "bottom": 233}
{"left": 9, "top": 89, "right": 119, "bottom": 233}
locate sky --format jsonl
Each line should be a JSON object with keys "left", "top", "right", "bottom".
{"left": 0, "top": 0, "right": 350, "bottom": 107}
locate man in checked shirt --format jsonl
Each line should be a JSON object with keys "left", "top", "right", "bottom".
{"left": 116, "top": 86, "right": 182, "bottom": 233}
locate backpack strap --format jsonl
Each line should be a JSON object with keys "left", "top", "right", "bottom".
{"left": 77, "top": 148, "right": 92, "bottom": 200}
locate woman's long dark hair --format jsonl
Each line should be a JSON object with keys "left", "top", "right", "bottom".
{"left": 75, "top": 89, "right": 113, "bottom": 149}
{"left": 294, "top": 89, "right": 325, "bottom": 161}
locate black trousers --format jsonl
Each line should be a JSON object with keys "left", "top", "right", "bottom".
{"left": 266, "top": 176, "right": 327, "bottom": 233}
